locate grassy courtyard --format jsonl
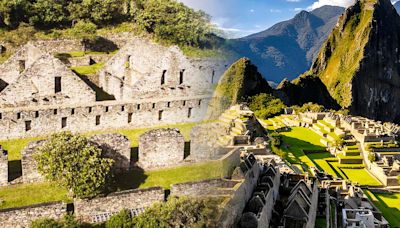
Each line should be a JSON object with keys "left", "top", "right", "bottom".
{"left": 268, "top": 124, "right": 381, "bottom": 186}
{"left": 364, "top": 190, "right": 400, "bottom": 227}
{"left": 0, "top": 122, "right": 226, "bottom": 209}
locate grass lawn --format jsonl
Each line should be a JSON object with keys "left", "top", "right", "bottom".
{"left": 0, "top": 182, "right": 69, "bottom": 209}
{"left": 279, "top": 127, "right": 325, "bottom": 170}
{"left": 340, "top": 168, "right": 381, "bottom": 186}
{"left": 364, "top": 190, "right": 400, "bottom": 227}
{"left": 0, "top": 122, "right": 197, "bottom": 161}
{"left": 71, "top": 63, "right": 105, "bottom": 75}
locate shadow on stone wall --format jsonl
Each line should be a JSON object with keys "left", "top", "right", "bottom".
{"left": 84, "top": 37, "right": 118, "bottom": 53}
{"left": 8, "top": 160, "right": 22, "bottom": 182}
{"left": 109, "top": 167, "right": 148, "bottom": 192}
{"left": 184, "top": 141, "right": 191, "bottom": 159}
{"left": 74, "top": 72, "right": 115, "bottom": 101}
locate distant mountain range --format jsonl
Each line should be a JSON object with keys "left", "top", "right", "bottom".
{"left": 228, "top": 5, "right": 345, "bottom": 83}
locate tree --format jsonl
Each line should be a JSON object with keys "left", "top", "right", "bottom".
{"left": 29, "top": 0, "right": 70, "bottom": 28}
{"left": 69, "top": 20, "right": 98, "bottom": 41}
{"left": 105, "top": 209, "right": 132, "bottom": 228}
{"left": 34, "top": 132, "right": 114, "bottom": 198}
{"left": 30, "top": 218, "right": 62, "bottom": 228}
{"left": 249, "top": 93, "right": 286, "bottom": 119}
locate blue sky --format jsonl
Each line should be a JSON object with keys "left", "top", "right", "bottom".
{"left": 179, "top": 0, "right": 356, "bottom": 38}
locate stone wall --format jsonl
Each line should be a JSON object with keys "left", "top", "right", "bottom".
{"left": 0, "top": 202, "right": 67, "bottom": 228}
{"left": 89, "top": 133, "right": 131, "bottom": 172}
{"left": 170, "top": 178, "right": 240, "bottom": 197}
{"left": 138, "top": 128, "right": 185, "bottom": 169}
{"left": 0, "top": 147, "right": 7, "bottom": 186}
{"left": 74, "top": 187, "right": 164, "bottom": 223}
{"left": 22, "top": 141, "right": 46, "bottom": 183}
{"left": 0, "top": 96, "right": 210, "bottom": 141}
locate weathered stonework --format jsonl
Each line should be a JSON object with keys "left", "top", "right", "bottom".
{"left": 0, "top": 146, "right": 7, "bottom": 186}
{"left": 21, "top": 141, "right": 46, "bottom": 183}
{"left": 138, "top": 128, "right": 185, "bottom": 169}
{"left": 74, "top": 187, "right": 164, "bottom": 223}
{"left": 89, "top": 133, "right": 131, "bottom": 172}
{"left": 0, "top": 202, "right": 67, "bottom": 228}
{"left": 99, "top": 38, "right": 228, "bottom": 101}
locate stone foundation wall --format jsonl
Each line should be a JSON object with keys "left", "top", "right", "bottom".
{"left": 74, "top": 187, "right": 164, "bottom": 223}
{"left": 0, "top": 202, "right": 67, "bottom": 228}
{"left": 0, "top": 96, "right": 210, "bottom": 141}
{"left": 170, "top": 178, "right": 239, "bottom": 197}
{"left": 138, "top": 128, "right": 185, "bottom": 169}
{"left": 89, "top": 133, "right": 131, "bottom": 172}
{"left": 22, "top": 141, "right": 46, "bottom": 183}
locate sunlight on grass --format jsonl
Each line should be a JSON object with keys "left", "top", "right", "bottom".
{"left": 0, "top": 182, "right": 70, "bottom": 209}
{"left": 71, "top": 62, "right": 105, "bottom": 75}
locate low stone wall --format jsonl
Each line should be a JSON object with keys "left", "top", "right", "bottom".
{"left": 22, "top": 141, "right": 46, "bottom": 183}
{"left": 221, "top": 148, "right": 242, "bottom": 177}
{"left": 89, "top": 134, "right": 131, "bottom": 172}
{"left": 0, "top": 202, "right": 67, "bottom": 228}
{"left": 0, "top": 149, "right": 7, "bottom": 186}
{"left": 74, "top": 187, "right": 164, "bottom": 223}
{"left": 170, "top": 178, "right": 239, "bottom": 197}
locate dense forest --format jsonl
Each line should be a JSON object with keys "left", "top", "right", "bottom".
{"left": 0, "top": 0, "right": 217, "bottom": 48}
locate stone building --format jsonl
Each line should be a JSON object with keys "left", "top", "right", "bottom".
{"left": 0, "top": 53, "right": 95, "bottom": 108}
{"left": 89, "top": 133, "right": 131, "bottom": 172}
{"left": 99, "top": 38, "right": 228, "bottom": 101}
{"left": 22, "top": 141, "right": 46, "bottom": 183}
{"left": 138, "top": 128, "right": 185, "bottom": 169}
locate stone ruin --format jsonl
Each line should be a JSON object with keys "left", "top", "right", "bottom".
{"left": 19, "top": 133, "right": 131, "bottom": 184}
{"left": 138, "top": 128, "right": 185, "bottom": 169}
{"left": 89, "top": 133, "right": 131, "bottom": 173}
{"left": 0, "top": 146, "right": 7, "bottom": 186}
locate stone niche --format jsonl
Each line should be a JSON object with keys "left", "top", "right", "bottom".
{"left": 138, "top": 128, "right": 185, "bottom": 169}
{"left": 0, "top": 146, "right": 7, "bottom": 186}
{"left": 89, "top": 133, "right": 131, "bottom": 172}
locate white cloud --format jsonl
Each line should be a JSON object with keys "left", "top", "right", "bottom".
{"left": 287, "top": 0, "right": 302, "bottom": 2}
{"left": 308, "top": 0, "right": 355, "bottom": 10}
{"left": 270, "top": 9, "right": 283, "bottom": 13}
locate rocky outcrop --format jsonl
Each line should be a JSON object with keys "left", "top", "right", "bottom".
{"left": 275, "top": 75, "right": 339, "bottom": 109}
{"left": 206, "top": 58, "right": 272, "bottom": 119}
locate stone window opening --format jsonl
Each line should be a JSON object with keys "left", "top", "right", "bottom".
{"left": 71, "top": 108, "right": 75, "bottom": 115}
{"left": 188, "top": 108, "right": 192, "bottom": 118}
{"left": 96, "top": 115, "right": 101, "bottom": 126}
{"left": 53, "top": 109, "right": 58, "bottom": 115}
{"left": 0, "top": 113, "right": 2, "bottom": 120}
{"left": 125, "top": 55, "right": 131, "bottom": 68}
{"left": 167, "top": 102, "right": 171, "bottom": 108}
{"left": 198, "top": 100, "right": 202, "bottom": 106}
{"left": 161, "top": 70, "right": 167, "bottom": 85}
{"left": 25, "top": 121, "right": 32, "bottom": 132}
{"left": 152, "top": 103, "right": 156, "bottom": 109}
{"left": 183, "top": 101, "right": 186, "bottom": 106}
{"left": 18, "top": 60, "right": 26, "bottom": 73}
{"left": 88, "top": 107, "right": 92, "bottom": 113}
{"left": 35, "top": 111, "right": 39, "bottom": 118}
{"left": 55, "top": 77, "right": 62, "bottom": 93}
{"left": 128, "top": 113, "right": 133, "bottom": 123}
{"left": 17, "top": 112, "right": 21, "bottom": 120}
{"left": 105, "top": 106, "right": 109, "bottom": 112}
{"left": 211, "top": 70, "right": 215, "bottom": 84}
{"left": 61, "top": 117, "right": 67, "bottom": 128}
{"left": 137, "top": 104, "right": 141, "bottom": 110}
{"left": 121, "top": 105, "right": 125, "bottom": 112}
{"left": 179, "top": 69, "right": 185, "bottom": 85}
{"left": 158, "top": 110, "right": 163, "bottom": 121}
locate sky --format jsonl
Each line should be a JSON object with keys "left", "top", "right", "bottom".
{"left": 178, "top": 0, "right": 358, "bottom": 38}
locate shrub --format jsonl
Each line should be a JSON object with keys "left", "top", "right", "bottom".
{"left": 69, "top": 21, "right": 97, "bottom": 41}
{"left": 106, "top": 209, "right": 132, "bottom": 228}
{"left": 30, "top": 218, "right": 62, "bottom": 228}
{"left": 34, "top": 132, "right": 114, "bottom": 198}
{"left": 368, "top": 152, "right": 376, "bottom": 162}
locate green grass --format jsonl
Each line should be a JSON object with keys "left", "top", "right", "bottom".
{"left": 340, "top": 168, "right": 381, "bottom": 186}
{"left": 0, "top": 182, "right": 69, "bottom": 209}
{"left": 71, "top": 62, "right": 105, "bottom": 75}
{"left": 364, "top": 190, "right": 400, "bottom": 227}
{"left": 315, "top": 217, "right": 327, "bottom": 228}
